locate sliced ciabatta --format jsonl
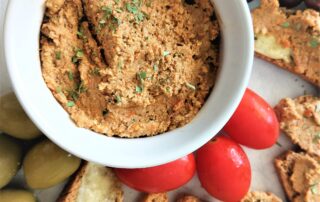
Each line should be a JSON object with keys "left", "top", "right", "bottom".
{"left": 274, "top": 95, "right": 320, "bottom": 156}
{"left": 251, "top": 0, "right": 320, "bottom": 87}
{"left": 241, "top": 191, "right": 282, "bottom": 202}
{"left": 274, "top": 151, "right": 320, "bottom": 201}
{"left": 58, "top": 162, "right": 123, "bottom": 202}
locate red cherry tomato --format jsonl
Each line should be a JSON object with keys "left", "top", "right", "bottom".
{"left": 196, "top": 136, "right": 251, "bottom": 202}
{"left": 114, "top": 154, "right": 196, "bottom": 193}
{"left": 223, "top": 88, "right": 279, "bottom": 149}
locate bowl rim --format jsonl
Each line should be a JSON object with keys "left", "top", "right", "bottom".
{"left": 4, "top": 0, "right": 253, "bottom": 168}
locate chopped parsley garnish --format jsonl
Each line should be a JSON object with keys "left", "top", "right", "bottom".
{"left": 56, "top": 86, "right": 62, "bottom": 93}
{"left": 68, "top": 71, "right": 74, "bottom": 81}
{"left": 186, "top": 82, "right": 196, "bottom": 91}
{"left": 281, "top": 22, "right": 290, "bottom": 28}
{"left": 115, "top": 8, "right": 123, "bottom": 13}
{"left": 146, "top": 0, "right": 152, "bottom": 7}
{"left": 115, "top": 95, "right": 122, "bottom": 103}
{"left": 137, "top": 71, "right": 147, "bottom": 80}
{"left": 163, "top": 51, "right": 170, "bottom": 57}
{"left": 99, "top": 6, "right": 121, "bottom": 32}
{"left": 126, "top": 2, "right": 139, "bottom": 14}
{"left": 136, "top": 85, "right": 143, "bottom": 93}
{"left": 311, "top": 184, "right": 319, "bottom": 194}
{"left": 173, "top": 52, "right": 183, "bottom": 58}
{"left": 55, "top": 51, "right": 62, "bottom": 60}
{"left": 90, "top": 67, "right": 100, "bottom": 76}
{"left": 153, "top": 64, "right": 158, "bottom": 71}
{"left": 77, "top": 30, "right": 84, "bottom": 37}
{"left": 126, "top": 0, "right": 146, "bottom": 23}
{"left": 67, "top": 82, "right": 87, "bottom": 101}
{"left": 135, "top": 12, "right": 145, "bottom": 22}
{"left": 72, "top": 49, "right": 84, "bottom": 63}
{"left": 77, "top": 27, "right": 88, "bottom": 42}
{"left": 118, "top": 59, "right": 123, "bottom": 69}
{"left": 76, "top": 50, "right": 84, "bottom": 57}
{"left": 67, "top": 101, "right": 75, "bottom": 107}
{"left": 102, "top": 6, "right": 112, "bottom": 17}
{"left": 313, "top": 133, "right": 320, "bottom": 143}
{"left": 294, "top": 23, "right": 301, "bottom": 31}
{"left": 309, "top": 38, "right": 319, "bottom": 48}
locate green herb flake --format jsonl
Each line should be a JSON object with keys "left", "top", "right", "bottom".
{"left": 313, "top": 133, "right": 320, "bottom": 143}
{"left": 138, "top": 71, "right": 147, "bottom": 80}
{"left": 77, "top": 31, "right": 84, "bottom": 37}
{"left": 163, "top": 51, "right": 170, "bottom": 57}
{"left": 309, "top": 38, "right": 319, "bottom": 48}
{"left": 311, "top": 184, "right": 319, "bottom": 194}
{"left": 72, "top": 56, "right": 79, "bottom": 63}
{"left": 153, "top": 64, "right": 158, "bottom": 71}
{"left": 55, "top": 51, "right": 62, "bottom": 60}
{"left": 77, "top": 82, "right": 87, "bottom": 93}
{"left": 281, "top": 22, "right": 290, "bottom": 28}
{"left": 90, "top": 67, "right": 100, "bottom": 76}
{"left": 56, "top": 86, "right": 62, "bottom": 93}
{"left": 76, "top": 50, "right": 84, "bottom": 58}
{"left": 173, "top": 52, "right": 184, "bottom": 58}
{"left": 68, "top": 71, "right": 74, "bottom": 81}
{"left": 186, "top": 82, "right": 196, "bottom": 91}
{"left": 117, "top": 59, "right": 123, "bottom": 69}
{"left": 115, "top": 95, "right": 122, "bottom": 103}
{"left": 146, "top": 0, "right": 152, "bottom": 7}
{"left": 294, "top": 23, "right": 301, "bottom": 31}
{"left": 136, "top": 85, "right": 143, "bottom": 93}
{"left": 72, "top": 49, "right": 84, "bottom": 63}
{"left": 67, "top": 101, "right": 75, "bottom": 107}
{"left": 114, "top": 0, "right": 120, "bottom": 4}
{"left": 102, "top": 6, "right": 112, "bottom": 14}
{"left": 135, "top": 12, "right": 145, "bottom": 22}
{"left": 115, "top": 8, "right": 123, "bottom": 13}
{"left": 126, "top": 3, "right": 138, "bottom": 14}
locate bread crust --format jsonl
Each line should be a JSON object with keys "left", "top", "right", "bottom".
{"left": 255, "top": 52, "right": 320, "bottom": 87}
{"left": 240, "top": 191, "right": 282, "bottom": 202}
{"left": 57, "top": 162, "right": 123, "bottom": 202}
{"left": 274, "top": 151, "right": 320, "bottom": 202}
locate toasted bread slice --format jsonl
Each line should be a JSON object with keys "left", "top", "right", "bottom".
{"left": 274, "top": 151, "right": 320, "bottom": 201}
{"left": 176, "top": 195, "right": 201, "bottom": 202}
{"left": 305, "top": 169, "right": 320, "bottom": 202}
{"left": 58, "top": 162, "right": 123, "bottom": 202}
{"left": 274, "top": 95, "right": 320, "bottom": 156}
{"left": 143, "top": 193, "right": 168, "bottom": 202}
{"left": 240, "top": 191, "right": 282, "bottom": 202}
{"left": 251, "top": 0, "right": 320, "bottom": 87}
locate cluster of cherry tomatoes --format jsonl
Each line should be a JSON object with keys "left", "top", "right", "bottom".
{"left": 114, "top": 89, "right": 280, "bottom": 202}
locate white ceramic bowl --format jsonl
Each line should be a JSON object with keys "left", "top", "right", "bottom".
{"left": 4, "top": 0, "right": 253, "bottom": 168}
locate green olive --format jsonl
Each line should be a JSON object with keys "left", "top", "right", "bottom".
{"left": 0, "top": 92, "right": 42, "bottom": 140}
{"left": 0, "top": 135, "right": 22, "bottom": 189}
{"left": 0, "top": 190, "right": 36, "bottom": 202}
{"left": 23, "top": 139, "right": 81, "bottom": 189}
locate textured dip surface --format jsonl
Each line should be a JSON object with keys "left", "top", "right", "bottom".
{"left": 40, "top": 0, "right": 220, "bottom": 137}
